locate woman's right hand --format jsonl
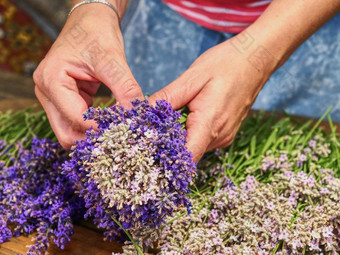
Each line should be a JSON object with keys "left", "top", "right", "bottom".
{"left": 33, "top": 2, "right": 144, "bottom": 148}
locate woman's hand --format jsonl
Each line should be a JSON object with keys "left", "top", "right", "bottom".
{"left": 150, "top": 0, "right": 340, "bottom": 162}
{"left": 33, "top": 2, "right": 143, "bottom": 148}
{"left": 149, "top": 35, "right": 277, "bottom": 161}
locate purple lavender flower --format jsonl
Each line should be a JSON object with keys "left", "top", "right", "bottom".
{"left": 0, "top": 139, "right": 7, "bottom": 150}
{"left": 0, "top": 215, "right": 11, "bottom": 243}
{"left": 299, "top": 154, "right": 307, "bottom": 162}
{"left": 240, "top": 175, "right": 258, "bottom": 192}
{"left": 286, "top": 193, "right": 297, "bottom": 207}
{"left": 63, "top": 99, "right": 196, "bottom": 236}
{"left": 279, "top": 154, "right": 288, "bottom": 162}
{"left": 284, "top": 171, "right": 295, "bottom": 179}
{"left": 307, "top": 175, "right": 316, "bottom": 187}
{"left": 309, "top": 140, "right": 316, "bottom": 148}
{"left": 261, "top": 158, "right": 275, "bottom": 171}
{"left": 320, "top": 187, "right": 329, "bottom": 195}
{"left": 0, "top": 138, "right": 82, "bottom": 254}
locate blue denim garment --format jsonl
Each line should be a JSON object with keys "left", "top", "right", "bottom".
{"left": 123, "top": 0, "right": 340, "bottom": 121}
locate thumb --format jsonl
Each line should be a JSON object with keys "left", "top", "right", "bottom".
{"left": 96, "top": 57, "right": 144, "bottom": 108}
{"left": 148, "top": 69, "right": 208, "bottom": 110}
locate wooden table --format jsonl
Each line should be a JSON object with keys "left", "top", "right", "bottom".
{"left": 1, "top": 225, "right": 123, "bottom": 255}
{"left": 0, "top": 70, "right": 339, "bottom": 254}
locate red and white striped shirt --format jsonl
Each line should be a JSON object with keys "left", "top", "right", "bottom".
{"left": 162, "top": 0, "right": 272, "bottom": 33}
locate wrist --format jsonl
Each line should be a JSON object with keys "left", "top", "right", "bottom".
{"left": 239, "top": 0, "right": 340, "bottom": 74}
{"left": 228, "top": 30, "right": 280, "bottom": 77}
{"left": 71, "top": 0, "right": 127, "bottom": 20}
{"left": 244, "top": 24, "right": 290, "bottom": 71}
{"left": 66, "top": 1, "right": 121, "bottom": 30}
{"left": 59, "top": 1, "right": 125, "bottom": 53}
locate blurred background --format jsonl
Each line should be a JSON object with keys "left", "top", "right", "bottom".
{"left": 0, "top": 0, "right": 110, "bottom": 112}
{"left": 0, "top": 0, "right": 71, "bottom": 75}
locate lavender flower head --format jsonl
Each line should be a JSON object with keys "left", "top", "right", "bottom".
{"left": 63, "top": 99, "right": 196, "bottom": 234}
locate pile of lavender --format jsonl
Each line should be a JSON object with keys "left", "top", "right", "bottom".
{"left": 113, "top": 111, "right": 340, "bottom": 255}
{"left": 63, "top": 99, "right": 196, "bottom": 240}
{"left": 121, "top": 170, "right": 340, "bottom": 254}
{"left": 0, "top": 137, "right": 82, "bottom": 254}
{"left": 1, "top": 101, "right": 340, "bottom": 255}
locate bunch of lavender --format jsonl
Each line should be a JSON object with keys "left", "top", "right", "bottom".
{"left": 117, "top": 169, "right": 340, "bottom": 255}
{"left": 63, "top": 99, "right": 196, "bottom": 240}
{"left": 113, "top": 109, "right": 340, "bottom": 255}
{"left": 0, "top": 137, "right": 83, "bottom": 254}
{"left": 114, "top": 176, "right": 235, "bottom": 255}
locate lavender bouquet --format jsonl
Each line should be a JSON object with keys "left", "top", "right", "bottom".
{"left": 63, "top": 99, "right": 196, "bottom": 241}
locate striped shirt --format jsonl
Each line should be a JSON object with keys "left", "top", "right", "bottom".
{"left": 162, "top": 0, "right": 272, "bottom": 33}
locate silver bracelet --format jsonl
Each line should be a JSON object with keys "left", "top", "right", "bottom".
{"left": 68, "top": 0, "right": 120, "bottom": 21}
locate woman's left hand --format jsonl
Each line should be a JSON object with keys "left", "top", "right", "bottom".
{"left": 149, "top": 34, "right": 277, "bottom": 161}
{"left": 149, "top": 0, "right": 340, "bottom": 162}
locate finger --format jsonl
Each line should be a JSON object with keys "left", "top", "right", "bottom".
{"left": 78, "top": 80, "right": 100, "bottom": 106}
{"left": 35, "top": 78, "right": 96, "bottom": 148}
{"left": 184, "top": 82, "right": 223, "bottom": 161}
{"left": 79, "top": 90, "right": 94, "bottom": 107}
{"left": 95, "top": 57, "right": 144, "bottom": 108}
{"left": 148, "top": 69, "right": 210, "bottom": 110}
{"left": 77, "top": 80, "right": 100, "bottom": 96}
{"left": 206, "top": 131, "right": 234, "bottom": 152}
{"left": 185, "top": 111, "right": 215, "bottom": 162}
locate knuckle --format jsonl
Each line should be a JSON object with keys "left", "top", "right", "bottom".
{"left": 190, "top": 143, "right": 206, "bottom": 161}
{"left": 210, "top": 129, "right": 219, "bottom": 140}
{"left": 120, "top": 79, "right": 142, "bottom": 98}
{"left": 153, "top": 87, "right": 171, "bottom": 105}
{"left": 159, "top": 87, "right": 171, "bottom": 103}
{"left": 219, "top": 134, "right": 235, "bottom": 148}
{"left": 209, "top": 119, "right": 235, "bottom": 149}
{"left": 34, "top": 85, "right": 41, "bottom": 99}
{"left": 33, "top": 61, "right": 54, "bottom": 93}
{"left": 32, "top": 67, "right": 42, "bottom": 86}
{"left": 58, "top": 137, "right": 72, "bottom": 149}
{"left": 57, "top": 130, "right": 78, "bottom": 149}
{"left": 185, "top": 76, "right": 197, "bottom": 92}
{"left": 209, "top": 117, "right": 223, "bottom": 141}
